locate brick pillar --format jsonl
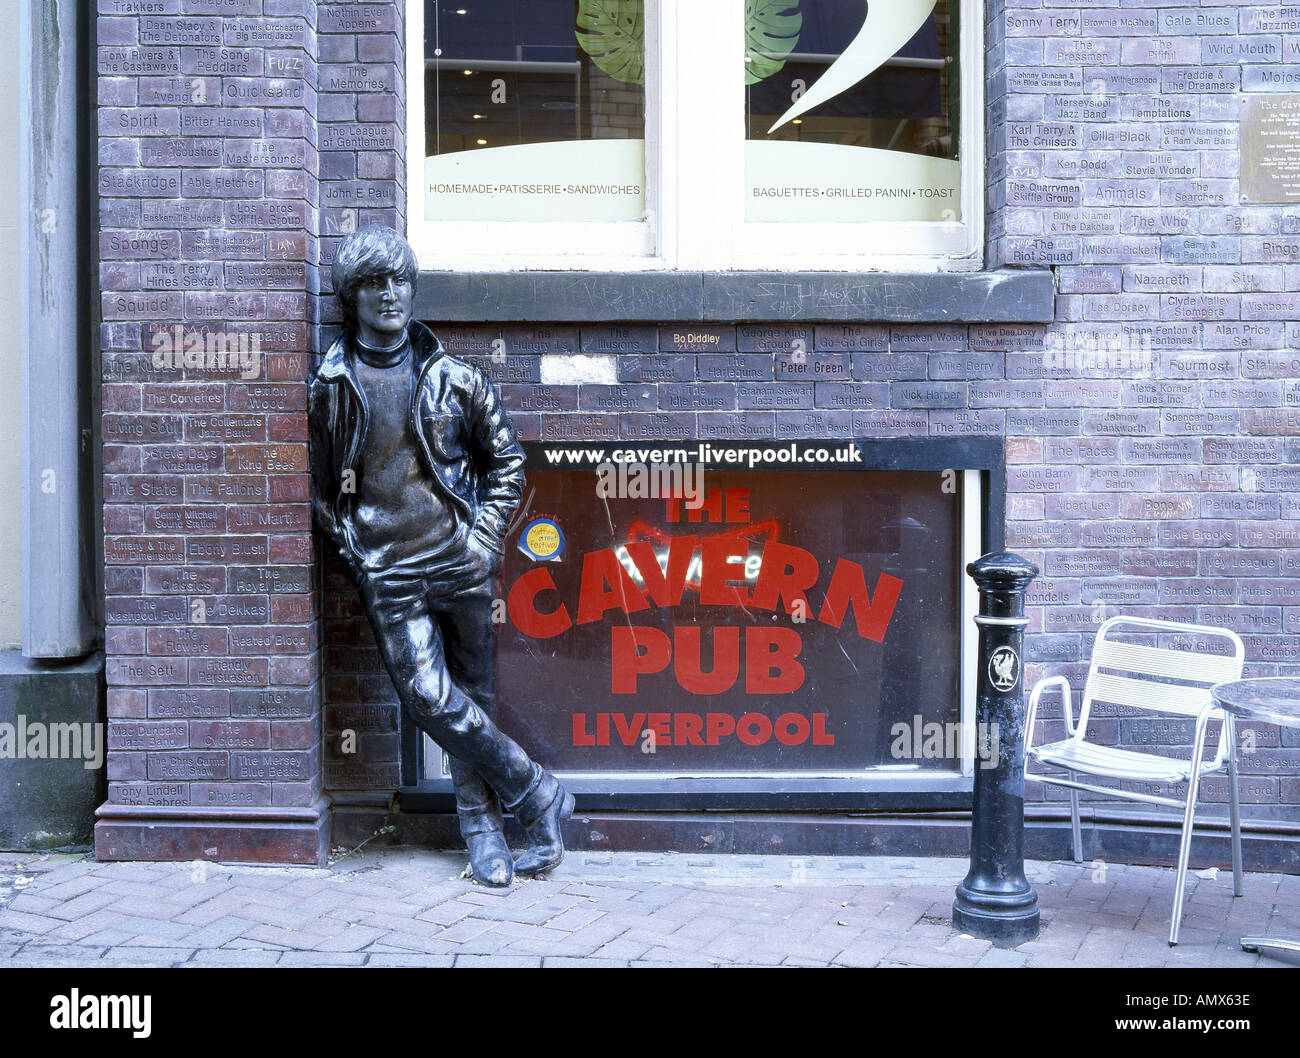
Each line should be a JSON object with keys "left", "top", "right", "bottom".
{"left": 95, "top": 0, "right": 326, "bottom": 863}
{"left": 315, "top": 1, "right": 408, "bottom": 798}
{"left": 984, "top": 0, "right": 1009, "bottom": 268}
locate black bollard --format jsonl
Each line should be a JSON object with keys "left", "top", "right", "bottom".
{"left": 952, "top": 551, "right": 1040, "bottom": 947}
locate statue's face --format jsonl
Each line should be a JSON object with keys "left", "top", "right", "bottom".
{"left": 354, "top": 272, "right": 413, "bottom": 347}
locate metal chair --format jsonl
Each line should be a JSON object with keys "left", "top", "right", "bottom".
{"left": 1024, "top": 616, "right": 1246, "bottom": 946}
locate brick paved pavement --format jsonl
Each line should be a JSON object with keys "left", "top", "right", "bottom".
{"left": 1, "top": 849, "right": 1296, "bottom": 967}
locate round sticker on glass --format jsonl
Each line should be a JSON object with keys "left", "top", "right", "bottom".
{"left": 519, "top": 517, "right": 564, "bottom": 562}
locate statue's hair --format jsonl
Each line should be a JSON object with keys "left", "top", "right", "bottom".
{"left": 330, "top": 225, "right": 419, "bottom": 332}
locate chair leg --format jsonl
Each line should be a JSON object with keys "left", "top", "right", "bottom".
{"left": 1067, "top": 770, "right": 1083, "bottom": 862}
{"left": 1169, "top": 796, "right": 1196, "bottom": 946}
{"left": 1226, "top": 714, "right": 1244, "bottom": 899}
{"left": 1169, "top": 750, "right": 1207, "bottom": 947}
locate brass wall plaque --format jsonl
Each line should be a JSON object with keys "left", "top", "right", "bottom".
{"left": 1241, "top": 94, "right": 1300, "bottom": 203}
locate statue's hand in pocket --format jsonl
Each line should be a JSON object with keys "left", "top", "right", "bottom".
{"left": 462, "top": 525, "right": 500, "bottom": 581}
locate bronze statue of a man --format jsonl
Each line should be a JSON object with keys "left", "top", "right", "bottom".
{"left": 309, "top": 225, "right": 572, "bottom": 886}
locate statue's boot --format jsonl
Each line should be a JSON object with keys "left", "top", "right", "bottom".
{"left": 505, "top": 765, "right": 575, "bottom": 877}
{"left": 416, "top": 684, "right": 569, "bottom": 872}
{"left": 411, "top": 683, "right": 571, "bottom": 877}
{"left": 450, "top": 757, "right": 512, "bottom": 887}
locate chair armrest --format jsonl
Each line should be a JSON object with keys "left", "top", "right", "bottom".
{"left": 1196, "top": 700, "right": 1230, "bottom": 769}
{"left": 1025, "top": 676, "right": 1074, "bottom": 756}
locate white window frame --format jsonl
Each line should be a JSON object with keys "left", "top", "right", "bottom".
{"left": 406, "top": 0, "right": 983, "bottom": 272}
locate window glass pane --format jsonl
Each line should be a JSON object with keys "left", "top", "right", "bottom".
{"left": 744, "top": 0, "right": 960, "bottom": 223}
{"left": 492, "top": 457, "right": 964, "bottom": 777}
{"left": 423, "top": 1, "right": 646, "bottom": 221}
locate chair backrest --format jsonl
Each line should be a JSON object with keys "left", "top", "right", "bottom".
{"left": 1076, "top": 617, "right": 1245, "bottom": 757}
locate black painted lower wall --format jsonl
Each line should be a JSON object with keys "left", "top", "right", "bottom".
{"left": 331, "top": 806, "right": 1300, "bottom": 875}
{"left": 0, "top": 652, "right": 106, "bottom": 851}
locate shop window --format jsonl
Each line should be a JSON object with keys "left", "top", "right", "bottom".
{"left": 420, "top": 1, "right": 647, "bottom": 223}
{"left": 412, "top": 439, "right": 997, "bottom": 806}
{"left": 407, "top": 0, "right": 982, "bottom": 270}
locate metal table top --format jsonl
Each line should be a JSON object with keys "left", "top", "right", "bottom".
{"left": 1211, "top": 677, "right": 1300, "bottom": 729}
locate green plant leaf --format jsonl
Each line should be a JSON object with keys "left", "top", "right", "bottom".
{"left": 577, "top": 0, "right": 645, "bottom": 85}
{"left": 746, "top": 0, "right": 803, "bottom": 85}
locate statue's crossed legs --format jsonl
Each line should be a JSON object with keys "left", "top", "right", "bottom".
{"left": 357, "top": 568, "right": 573, "bottom": 885}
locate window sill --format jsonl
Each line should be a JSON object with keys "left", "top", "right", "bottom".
{"left": 413, "top": 269, "right": 1055, "bottom": 324}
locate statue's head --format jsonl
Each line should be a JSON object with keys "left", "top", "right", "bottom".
{"left": 330, "top": 225, "right": 420, "bottom": 347}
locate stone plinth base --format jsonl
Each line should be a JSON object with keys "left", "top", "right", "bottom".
{"left": 95, "top": 799, "right": 331, "bottom": 865}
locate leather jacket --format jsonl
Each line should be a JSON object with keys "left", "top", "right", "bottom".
{"left": 309, "top": 319, "right": 525, "bottom": 576}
